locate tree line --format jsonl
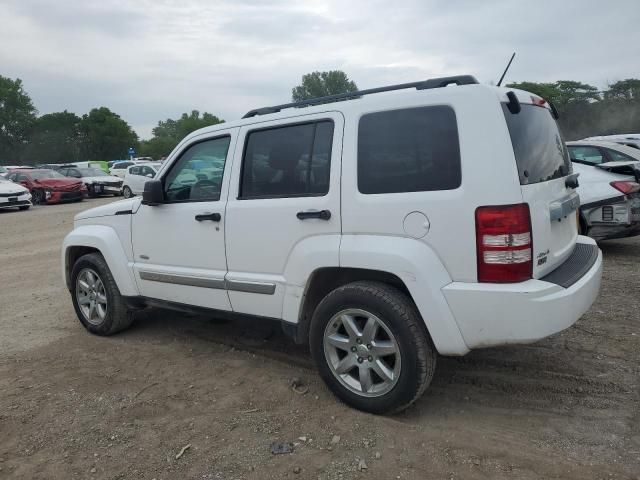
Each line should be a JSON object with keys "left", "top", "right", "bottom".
{"left": 1, "top": 72, "right": 639, "bottom": 166}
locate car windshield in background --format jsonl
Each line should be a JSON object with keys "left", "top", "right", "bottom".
{"left": 30, "top": 170, "right": 67, "bottom": 180}
{"left": 502, "top": 104, "right": 572, "bottom": 185}
{"left": 78, "top": 168, "right": 107, "bottom": 177}
{"left": 114, "top": 162, "right": 133, "bottom": 169}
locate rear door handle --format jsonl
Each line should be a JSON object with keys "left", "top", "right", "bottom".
{"left": 195, "top": 212, "right": 221, "bottom": 222}
{"left": 296, "top": 209, "right": 331, "bottom": 221}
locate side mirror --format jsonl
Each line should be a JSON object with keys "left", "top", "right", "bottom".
{"left": 142, "top": 180, "right": 164, "bottom": 206}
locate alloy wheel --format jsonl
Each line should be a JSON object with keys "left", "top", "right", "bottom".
{"left": 323, "top": 308, "right": 401, "bottom": 397}
{"left": 76, "top": 268, "right": 108, "bottom": 326}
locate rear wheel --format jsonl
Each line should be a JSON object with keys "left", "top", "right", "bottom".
{"left": 71, "top": 253, "right": 134, "bottom": 335}
{"left": 122, "top": 186, "right": 133, "bottom": 198}
{"left": 309, "top": 281, "right": 436, "bottom": 414}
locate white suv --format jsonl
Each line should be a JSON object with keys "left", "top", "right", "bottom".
{"left": 62, "top": 76, "right": 602, "bottom": 414}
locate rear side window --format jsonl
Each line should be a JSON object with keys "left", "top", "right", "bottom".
{"left": 502, "top": 104, "right": 572, "bottom": 185}
{"left": 358, "top": 106, "right": 461, "bottom": 194}
{"left": 603, "top": 148, "right": 636, "bottom": 163}
{"left": 240, "top": 120, "right": 334, "bottom": 199}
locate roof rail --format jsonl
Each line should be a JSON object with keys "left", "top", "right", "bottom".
{"left": 242, "top": 75, "right": 479, "bottom": 118}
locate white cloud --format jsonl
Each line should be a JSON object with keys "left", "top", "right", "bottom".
{"left": 1, "top": 0, "right": 638, "bottom": 138}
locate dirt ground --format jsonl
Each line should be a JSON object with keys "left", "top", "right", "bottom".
{"left": 0, "top": 198, "right": 639, "bottom": 480}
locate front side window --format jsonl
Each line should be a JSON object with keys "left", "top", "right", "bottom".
{"left": 568, "top": 146, "right": 604, "bottom": 165}
{"left": 358, "top": 106, "right": 461, "bottom": 194}
{"left": 163, "top": 136, "right": 230, "bottom": 202}
{"left": 240, "top": 120, "right": 334, "bottom": 199}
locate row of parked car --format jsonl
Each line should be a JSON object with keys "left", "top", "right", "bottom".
{"left": 1, "top": 140, "right": 640, "bottom": 241}
{"left": 0, "top": 159, "right": 163, "bottom": 208}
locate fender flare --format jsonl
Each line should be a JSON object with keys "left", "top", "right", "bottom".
{"left": 338, "top": 235, "right": 469, "bottom": 355}
{"left": 61, "top": 225, "right": 139, "bottom": 296}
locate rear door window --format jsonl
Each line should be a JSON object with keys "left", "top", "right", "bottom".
{"left": 502, "top": 104, "right": 572, "bottom": 184}
{"left": 357, "top": 106, "right": 461, "bottom": 194}
{"left": 240, "top": 120, "right": 334, "bottom": 199}
{"left": 603, "top": 148, "right": 636, "bottom": 163}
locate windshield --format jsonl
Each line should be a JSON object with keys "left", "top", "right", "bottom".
{"left": 30, "top": 170, "right": 67, "bottom": 180}
{"left": 113, "top": 162, "right": 133, "bottom": 169}
{"left": 78, "top": 168, "right": 107, "bottom": 177}
{"left": 502, "top": 104, "right": 572, "bottom": 185}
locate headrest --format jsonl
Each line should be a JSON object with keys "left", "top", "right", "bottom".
{"left": 268, "top": 142, "right": 305, "bottom": 171}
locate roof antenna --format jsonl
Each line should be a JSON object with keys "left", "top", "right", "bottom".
{"left": 496, "top": 52, "right": 516, "bottom": 87}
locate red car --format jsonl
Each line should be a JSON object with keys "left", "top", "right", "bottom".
{"left": 6, "top": 169, "right": 87, "bottom": 205}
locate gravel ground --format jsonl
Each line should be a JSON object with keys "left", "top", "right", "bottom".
{"left": 0, "top": 198, "right": 638, "bottom": 480}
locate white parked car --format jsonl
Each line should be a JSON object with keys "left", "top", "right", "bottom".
{"left": 0, "top": 176, "right": 32, "bottom": 210}
{"left": 583, "top": 134, "right": 640, "bottom": 150}
{"left": 58, "top": 166, "right": 123, "bottom": 197}
{"left": 62, "top": 76, "right": 602, "bottom": 414}
{"left": 567, "top": 141, "right": 640, "bottom": 240}
{"left": 121, "top": 163, "right": 162, "bottom": 198}
{"left": 109, "top": 161, "right": 136, "bottom": 178}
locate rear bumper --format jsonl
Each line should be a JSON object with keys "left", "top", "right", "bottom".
{"left": 442, "top": 237, "right": 602, "bottom": 349}
{"left": 582, "top": 194, "right": 640, "bottom": 240}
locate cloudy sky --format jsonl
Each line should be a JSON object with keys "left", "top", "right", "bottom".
{"left": 1, "top": 0, "right": 639, "bottom": 138}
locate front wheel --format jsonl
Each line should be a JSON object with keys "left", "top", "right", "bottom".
{"left": 309, "top": 281, "right": 436, "bottom": 414}
{"left": 31, "top": 189, "right": 44, "bottom": 205}
{"left": 70, "top": 253, "right": 134, "bottom": 335}
{"left": 122, "top": 186, "right": 133, "bottom": 198}
{"left": 18, "top": 205, "right": 30, "bottom": 211}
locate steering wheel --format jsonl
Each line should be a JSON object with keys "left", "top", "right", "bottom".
{"left": 190, "top": 179, "right": 219, "bottom": 200}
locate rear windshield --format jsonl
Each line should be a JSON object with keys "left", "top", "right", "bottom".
{"left": 502, "top": 104, "right": 572, "bottom": 185}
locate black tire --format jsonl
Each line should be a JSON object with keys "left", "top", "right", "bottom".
{"left": 31, "top": 189, "right": 44, "bottom": 205}
{"left": 309, "top": 281, "right": 436, "bottom": 414}
{"left": 70, "top": 252, "right": 135, "bottom": 335}
{"left": 122, "top": 186, "right": 133, "bottom": 198}
{"left": 18, "top": 205, "right": 30, "bottom": 211}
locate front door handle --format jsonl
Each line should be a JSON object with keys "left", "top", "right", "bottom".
{"left": 296, "top": 209, "right": 331, "bottom": 221}
{"left": 195, "top": 212, "right": 221, "bottom": 222}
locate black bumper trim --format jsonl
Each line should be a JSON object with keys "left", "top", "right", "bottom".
{"left": 541, "top": 243, "right": 599, "bottom": 289}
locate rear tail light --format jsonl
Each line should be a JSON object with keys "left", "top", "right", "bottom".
{"left": 610, "top": 181, "right": 640, "bottom": 195}
{"left": 476, "top": 203, "right": 533, "bottom": 283}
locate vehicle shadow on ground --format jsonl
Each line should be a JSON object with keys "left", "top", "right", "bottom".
{"left": 125, "top": 306, "right": 610, "bottom": 421}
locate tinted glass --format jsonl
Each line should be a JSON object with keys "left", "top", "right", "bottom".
{"left": 603, "top": 148, "right": 635, "bottom": 162}
{"left": 358, "top": 106, "right": 461, "bottom": 194}
{"left": 129, "top": 166, "right": 140, "bottom": 175}
{"left": 568, "top": 146, "right": 604, "bottom": 164}
{"left": 240, "top": 121, "right": 334, "bottom": 198}
{"left": 164, "top": 136, "right": 230, "bottom": 202}
{"left": 502, "top": 104, "right": 572, "bottom": 184}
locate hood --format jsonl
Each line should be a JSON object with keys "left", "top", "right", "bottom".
{"left": 75, "top": 197, "right": 141, "bottom": 221}
{"left": 596, "top": 160, "right": 640, "bottom": 182}
{"left": 35, "top": 178, "right": 84, "bottom": 190}
{"left": 0, "top": 181, "right": 29, "bottom": 195}
{"left": 82, "top": 175, "right": 122, "bottom": 184}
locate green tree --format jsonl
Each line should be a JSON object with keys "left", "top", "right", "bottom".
{"left": 0, "top": 75, "right": 37, "bottom": 164}
{"left": 604, "top": 79, "right": 640, "bottom": 101}
{"left": 79, "top": 107, "right": 138, "bottom": 161}
{"left": 21, "top": 111, "right": 81, "bottom": 164}
{"left": 139, "top": 110, "right": 224, "bottom": 158}
{"left": 292, "top": 71, "right": 358, "bottom": 101}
